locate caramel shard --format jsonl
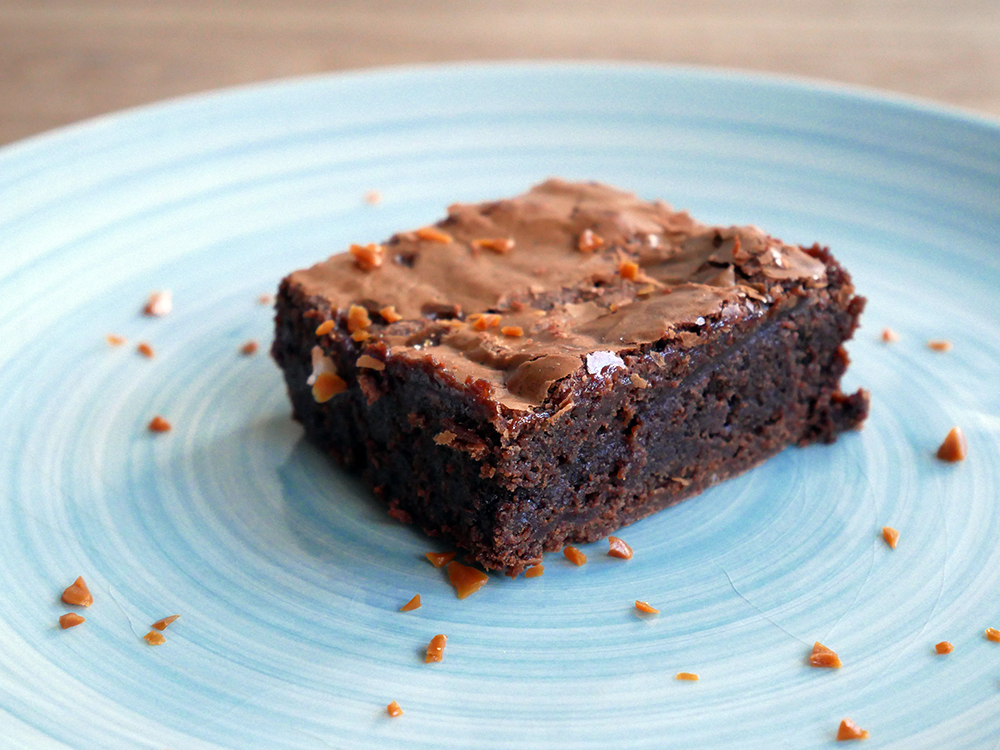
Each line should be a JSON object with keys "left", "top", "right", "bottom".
{"left": 240, "top": 340, "right": 259, "bottom": 356}
{"left": 425, "top": 551, "right": 456, "bottom": 568}
{"left": 882, "top": 526, "right": 899, "bottom": 549}
{"left": 935, "top": 641, "right": 953, "bottom": 654}
{"left": 148, "top": 415, "right": 171, "bottom": 433}
{"left": 379, "top": 305, "right": 402, "bottom": 323}
{"left": 881, "top": 328, "right": 899, "bottom": 343}
{"left": 143, "top": 290, "right": 172, "bottom": 317}
{"left": 500, "top": 325, "right": 524, "bottom": 337}
{"left": 635, "top": 600, "right": 659, "bottom": 614}
{"left": 312, "top": 372, "right": 347, "bottom": 403}
{"left": 425, "top": 634, "right": 447, "bottom": 663}
{"left": 630, "top": 374, "right": 649, "bottom": 389}
{"left": 471, "top": 314, "right": 501, "bottom": 331}
{"left": 400, "top": 595, "right": 421, "bottom": 612}
{"left": 357, "top": 354, "right": 385, "bottom": 371}
{"left": 137, "top": 342, "right": 155, "bottom": 358}
{"left": 433, "top": 430, "right": 456, "bottom": 446}
{"left": 59, "top": 613, "right": 86, "bottom": 629}
{"left": 364, "top": 190, "right": 382, "bottom": 205}
{"left": 351, "top": 329, "right": 370, "bottom": 342}
{"left": 525, "top": 564, "right": 544, "bottom": 578}
{"left": 472, "top": 237, "right": 515, "bottom": 254}
{"left": 675, "top": 672, "right": 699, "bottom": 681}
{"left": 349, "top": 243, "right": 385, "bottom": 271}
{"left": 347, "top": 304, "right": 372, "bottom": 333}
{"left": 577, "top": 228, "right": 605, "bottom": 252}
{"left": 563, "top": 546, "right": 587, "bottom": 566}
{"left": 386, "top": 700, "right": 403, "bottom": 717}
{"left": 985, "top": 628, "right": 1000, "bottom": 642}
{"left": 809, "top": 642, "right": 842, "bottom": 668}
{"left": 608, "top": 536, "right": 633, "bottom": 560}
{"left": 152, "top": 615, "right": 180, "bottom": 631}
{"left": 936, "top": 426, "right": 967, "bottom": 462}
{"left": 927, "top": 339, "right": 952, "bottom": 352}
{"left": 61, "top": 577, "right": 93, "bottom": 607}
{"left": 836, "top": 718, "right": 869, "bottom": 741}
{"left": 143, "top": 630, "right": 166, "bottom": 646}
{"left": 315, "top": 320, "right": 335, "bottom": 336}
{"left": 618, "top": 259, "right": 640, "bottom": 281}
{"left": 106, "top": 334, "right": 126, "bottom": 346}
{"left": 415, "top": 226, "right": 453, "bottom": 244}
{"left": 446, "top": 560, "right": 488, "bottom": 599}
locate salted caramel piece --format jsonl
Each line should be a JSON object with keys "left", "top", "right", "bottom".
{"left": 148, "top": 415, "right": 171, "bottom": 433}
{"left": 312, "top": 372, "right": 347, "bottom": 403}
{"left": 881, "top": 328, "right": 899, "bottom": 343}
{"left": 347, "top": 304, "right": 372, "bottom": 333}
{"left": 386, "top": 700, "right": 403, "bottom": 717}
{"left": 936, "top": 427, "right": 967, "bottom": 462}
{"left": 882, "top": 526, "right": 899, "bottom": 549}
{"left": 577, "top": 228, "right": 604, "bottom": 252}
{"left": 472, "top": 237, "right": 515, "bottom": 254}
{"left": 137, "top": 342, "right": 155, "bottom": 358}
{"left": 59, "top": 613, "right": 86, "bottom": 629}
{"left": 501, "top": 325, "right": 524, "bottom": 337}
{"left": 618, "top": 259, "right": 640, "bottom": 281}
{"left": 630, "top": 374, "right": 649, "bottom": 389}
{"left": 241, "top": 340, "right": 259, "bottom": 356}
{"left": 935, "top": 641, "right": 953, "bottom": 654}
{"left": 985, "top": 627, "right": 1000, "bottom": 642}
{"left": 471, "top": 314, "right": 501, "bottom": 331}
{"left": 635, "top": 600, "right": 659, "bottom": 614}
{"left": 357, "top": 354, "right": 385, "bottom": 371}
{"left": 106, "top": 334, "right": 126, "bottom": 346}
{"left": 152, "top": 615, "right": 180, "bottom": 631}
{"left": 675, "top": 672, "right": 699, "bottom": 681}
{"left": 525, "top": 564, "right": 544, "bottom": 578}
{"left": 446, "top": 561, "right": 488, "bottom": 599}
{"left": 379, "top": 305, "right": 402, "bottom": 323}
{"left": 400, "top": 595, "right": 421, "bottom": 612}
{"left": 927, "top": 339, "right": 952, "bottom": 352}
{"left": 607, "top": 536, "right": 633, "bottom": 560}
{"left": 563, "top": 546, "right": 587, "bottom": 566}
{"left": 143, "top": 630, "right": 166, "bottom": 646}
{"left": 836, "top": 718, "right": 869, "bottom": 741}
{"left": 351, "top": 329, "right": 371, "bottom": 342}
{"left": 416, "top": 226, "right": 453, "bottom": 244}
{"left": 315, "top": 320, "right": 335, "bottom": 336}
{"left": 143, "top": 290, "right": 172, "bottom": 317}
{"left": 349, "top": 243, "right": 385, "bottom": 271}
{"left": 809, "top": 642, "right": 842, "bottom": 668}
{"left": 425, "top": 634, "right": 447, "bottom": 663}
{"left": 425, "top": 551, "right": 456, "bottom": 568}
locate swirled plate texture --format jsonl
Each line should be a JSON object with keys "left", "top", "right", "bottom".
{"left": 1, "top": 63, "right": 999, "bottom": 750}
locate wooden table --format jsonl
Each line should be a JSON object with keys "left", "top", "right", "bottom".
{"left": 1, "top": 0, "right": 998, "bottom": 146}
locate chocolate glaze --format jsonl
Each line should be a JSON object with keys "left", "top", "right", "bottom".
{"left": 292, "top": 179, "right": 829, "bottom": 411}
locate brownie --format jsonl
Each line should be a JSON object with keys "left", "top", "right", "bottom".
{"left": 272, "top": 180, "right": 868, "bottom": 575}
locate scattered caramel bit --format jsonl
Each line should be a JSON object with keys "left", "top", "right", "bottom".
{"left": 148, "top": 415, "right": 171, "bottom": 433}
{"left": 563, "top": 546, "right": 587, "bottom": 566}
{"left": 630, "top": 374, "right": 649, "bottom": 389}
{"left": 351, "top": 329, "right": 371, "bottom": 342}
{"left": 618, "top": 259, "right": 641, "bottom": 281}
{"left": 364, "top": 190, "right": 382, "bottom": 205}
{"left": 808, "top": 642, "right": 842, "bottom": 668}
{"left": 415, "top": 226, "right": 453, "bottom": 244}
{"left": 315, "top": 320, "right": 335, "bottom": 336}
{"left": 349, "top": 243, "right": 385, "bottom": 271}
{"left": 500, "top": 325, "right": 524, "bottom": 337}
{"left": 472, "top": 237, "right": 515, "bottom": 254}
{"left": 357, "top": 354, "right": 385, "bottom": 371}
{"left": 836, "top": 718, "right": 870, "bottom": 741}
{"left": 577, "top": 228, "right": 605, "bottom": 252}
{"left": 935, "top": 641, "right": 953, "bottom": 654}
{"left": 152, "top": 615, "right": 180, "bottom": 631}
{"left": 425, "top": 634, "right": 447, "bottom": 663}
{"left": 137, "top": 342, "right": 155, "bottom": 358}
{"left": 433, "top": 430, "right": 456, "bottom": 446}
{"left": 312, "top": 372, "right": 347, "bottom": 403}
{"left": 425, "top": 551, "right": 456, "bottom": 568}
{"left": 258, "top": 293, "right": 274, "bottom": 306}
{"left": 379, "top": 305, "right": 402, "bottom": 324}
{"left": 386, "top": 700, "right": 403, "bottom": 717}
{"left": 447, "top": 561, "right": 488, "bottom": 599}
{"left": 608, "top": 536, "right": 633, "bottom": 559}
{"left": 59, "top": 613, "right": 86, "bottom": 629}
{"left": 240, "top": 340, "right": 259, "bottom": 356}
{"left": 881, "top": 328, "right": 899, "bottom": 343}
{"left": 472, "top": 314, "right": 501, "bottom": 331}
{"left": 106, "top": 334, "right": 126, "bottom": 346}
{"left": 635, "top": 600, "right": 659, "bottom": 615}
{"left": 936, "top": 426, "right": 967, "bottom": 462}
{"left": 143, "top": 630, "right": 166, "bottom": 646}
{"left": 985, "top": 627, "right": 1000, "bottom": 642}
{"left": 525, "top": 564, "right": 544, "bottom": 578}
{"left": 882, "top": 526, "right": 899, "bottom": 549}
{"left": 143, "top": 290, "right": 172, "bottom": 317}
{"left": 675, "top": 672, "right": 699, "bottom": 681}
{"left": 347, "top": 304, "right": 372, "bottom": 333}
{"left": 927, "top": 339, "right": 952, "bottom": 352}
{"left": 399, "top": 595, "right": 421, "bottom": 612}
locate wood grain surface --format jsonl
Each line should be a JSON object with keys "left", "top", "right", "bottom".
{"left": 1, "top": 0, "right": 998, "bottom": 146}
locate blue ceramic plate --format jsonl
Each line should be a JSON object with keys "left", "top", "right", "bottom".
{"left": 1, "top": 63, "right": 998, "bottom": 750}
